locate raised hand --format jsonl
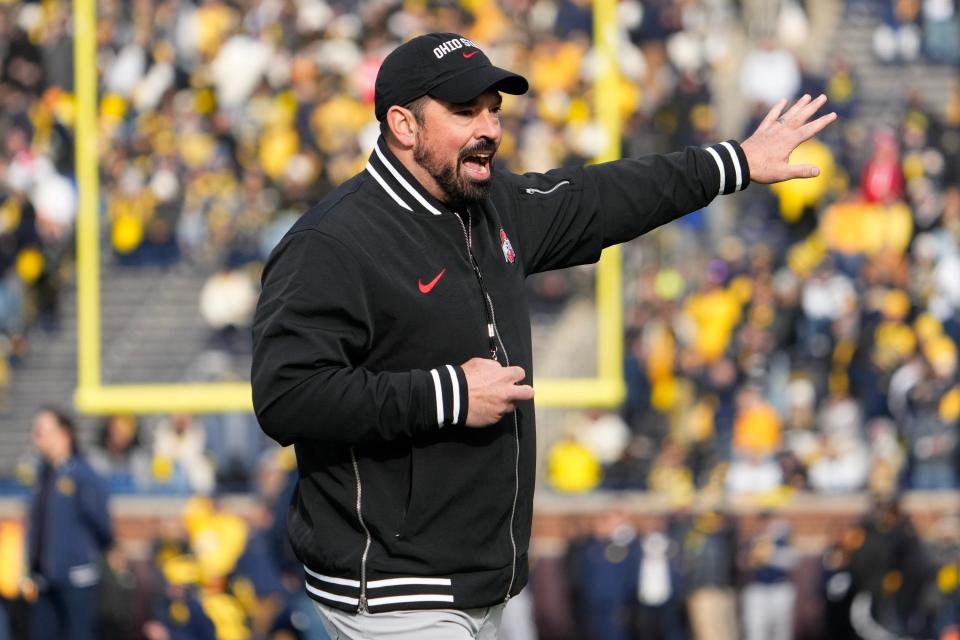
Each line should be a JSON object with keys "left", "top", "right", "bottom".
{"left": 740, "top": 94, "right": 838, "bottom": 184}
{"left": 461, "top": 357, "right": 534, "bottom": 427}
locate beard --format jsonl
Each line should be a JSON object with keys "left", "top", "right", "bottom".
{"left": 413, "top": 135, "right": 495, "bottom": 208}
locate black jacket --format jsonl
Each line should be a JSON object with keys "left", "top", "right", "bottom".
{"left": 251, "top": 137, "right": 749, "bottom": 613}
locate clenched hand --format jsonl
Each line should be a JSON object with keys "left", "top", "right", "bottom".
{"left": 461, "top": 357, "right": 534, "bottom": 427}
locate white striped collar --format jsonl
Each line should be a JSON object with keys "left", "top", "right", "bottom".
{"left": 364, "top": 137, "right": 451, "bottom": 217}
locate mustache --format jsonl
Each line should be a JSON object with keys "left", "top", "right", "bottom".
{"left": 459, "top": 139, "right": 498, "bottom": 160}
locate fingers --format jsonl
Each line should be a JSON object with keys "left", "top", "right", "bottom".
{"left": 760, "top": 98, "right": 788, "bottom": 129}
{"left": 778, "top": 94, "right": 813, "bottom": 125}
{"left": 787, "top": 93, "right": 822, "bottom": 124}
{"left": 776, "top": 93, "right": 829, "bottom": 129}
{"left": 506, "top": 384, "right": 535, "bottom": 402}
{"left": 501, "top": 385, "right": 534, "bottom": 416}
{"left": 797, "top": 94, "right": 829, "bottom": 123}
{"left": 504, "top": 365, "right": 527, "bottom": 384}
{"left": 462, "top": 358, "right": 532, "bottom": 427}
{"left": 789, "top": 164, "right": 821, "bottom": 179}
{"left": 796, "top": 111, "right": 838, "bottom": 141}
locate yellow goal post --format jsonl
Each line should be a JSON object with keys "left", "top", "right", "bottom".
{"left": 72, "top": 0, "right": 625, "bottom": 414}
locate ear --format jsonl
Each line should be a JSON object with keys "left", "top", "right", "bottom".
{"left": 386, "top": 105, "right": 418, "bottom": 147}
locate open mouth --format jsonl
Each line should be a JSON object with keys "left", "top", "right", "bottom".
{"left": 460, "top": 151, "right": 494, "bottom": 181}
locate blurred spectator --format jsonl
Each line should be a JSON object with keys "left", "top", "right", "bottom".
{"left": 546, "top": 430, "right": 602, "bottom": 494}
{"left": 739, "top": 39, "right": 801, "bottom": 110}
{"left": 87, "top": 414, "right": 153, "bottom": 494}
{"left": 861, "top": 129, "right": 905, "bottom": 203}
{"left": 808, "top": 388, "right": 870, "bottom": 493}
{"left": 807, "top": 430, "right": 869, "bottom": 493}
{"left": 574, "top": 409, "right": 631, "bottom": 469}
{"left": 901, "top": 339, "right": 958, "bottom": 489}
{"left": 569, "top": 510, "right": 641, "bottom": 640}
{"left": 24, "top": 407, "right": 113, "bottom": 640}
{"left": 204, "top": 413, "right": 265, "bottom": 493}
{"left": 682, "top": 509, "right": 738, "bottom": 640}
{"left": 921, "top": 0, "right": 960, "bottom": 63}
{"left": 874, "top": 0, "right": 923, "bottom": 62}
{"left": 143, "top": 554, "right": 216, "bottom": 640}
{"left": 928, "top": 516, "right": 960, "bottom": 636}
{"left": 229, "top": 501, "right": 287, "bottom": 639}
{"left": 726, "top": 386, "right": 783, "bottom": 496}
{"left": 0, "top": 520, "right": 17, "bottom": 640}
{"left": 637, "top": 522, "right": 687, "bottom": 640}
{"left": 199, "top": 266, "right": 258, "bottom": 354}
{"left": 602, "top": 435, "right": 655, "bottom": 491}
{"left": 647, "top": 442, "right": 696, "bottom": 504}
{"left": 849, "top": 495, "right": 936, "bottom": 638}
{"left": 819, "top": 524, "right": 859, "bottom": 640}
{"left": 865, "top": 417, "right": 905, "bottom": 494}
{"left": 739, "top": 514, "right": 799, "bottom": 640}
{"left": 150, "top": 414, "right": 215, "bottom": 496}
{"left": 95, "top": 546, "right": 154, "bottom": 640}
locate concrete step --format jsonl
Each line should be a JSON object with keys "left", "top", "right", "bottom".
{"left": 0, "top": 264, "right": 225, "bottom": 482}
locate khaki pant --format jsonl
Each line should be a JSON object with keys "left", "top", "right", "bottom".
{"left": 316, "top": 602, "right": 505, "bottom": 640}
{"left": 687, "top": 587, "right": 738, "bottom": 640}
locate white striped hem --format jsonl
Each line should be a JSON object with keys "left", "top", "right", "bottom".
{"left": 304, "top": 566, "right": 360, "bottom": 586}
{"left": 366, "top": 162, "right": 413, "bottom": 211}
{"left": 445, "top": 364, "right": 460, "bottom": 424}
{"left": 705, "top": 147, "right": 725, "bottom": 197}
{"left": 368, "top": 577, "right": 453, "bottom": 588}
{"left": 304, "top": 567, "right": 453, "bottom": 589}
{"left": 720, "top": 141, "right": 743, "bottom": 192}
{"left": 305, "top": 582, "right": 360, "bottom": 606}
{"left": 374, "top": 142, "right": 444, "bottom": 216}
{"left": 430, "top": 369, "right": 444, "bottom": 427}
{"left": 368, "top": 594, "right": 456, "bottom": 607}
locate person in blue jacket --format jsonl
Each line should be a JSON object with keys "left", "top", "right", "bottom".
{"left": 23, "top": 407, "right": 113, "bottom": 640}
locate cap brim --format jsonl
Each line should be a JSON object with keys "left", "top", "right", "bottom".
{"left": 429, "top": 65, "right": 529, "bottom": 104}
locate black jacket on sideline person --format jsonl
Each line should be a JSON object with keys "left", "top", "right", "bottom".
{"left": 251, "top": 136, "right": 749, "bottom": 613}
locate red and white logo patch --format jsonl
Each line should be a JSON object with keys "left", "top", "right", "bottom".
{"left": 500, "top": 229, "right": 516, "bottom": 263}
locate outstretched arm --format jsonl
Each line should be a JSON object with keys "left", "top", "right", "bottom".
{"left": 741, "top": 94, "right": 838, "bottom": 183}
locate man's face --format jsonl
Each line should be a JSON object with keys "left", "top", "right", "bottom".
{"left": 412, "top": 89, "right": 502, "bottom": 208}
{"left": 31, "top": 410, "right": 68, "bottom": 463}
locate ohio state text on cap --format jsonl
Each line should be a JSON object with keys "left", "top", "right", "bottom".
{"left": 374, "top": 33, "right": 529, "bottom": 122}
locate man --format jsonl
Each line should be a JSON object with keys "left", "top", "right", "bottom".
{"left": 739, "top": 514, "right": 799, "bottom": 640}
{"left": 24, "top": 407, "right": 113, "bottom": 640}
{"left": 251, "top": 32, "right": 836, "bottom": 639}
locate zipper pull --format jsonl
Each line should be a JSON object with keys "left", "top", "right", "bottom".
{"left": 359, "top": 595, "right": 369, "bottom": 613}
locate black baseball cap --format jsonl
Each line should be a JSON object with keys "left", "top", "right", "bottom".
{"left": 374, "top": 33, "right": 529, "bottom": 122}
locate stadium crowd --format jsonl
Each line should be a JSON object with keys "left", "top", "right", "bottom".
{"left": 2, "top": 436, "right": 959, "bottom": 640}
{"left": 1, "top": 0, "right": 959, "bottom": 637}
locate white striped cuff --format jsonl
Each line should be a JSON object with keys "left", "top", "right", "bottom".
{"left": 429, "top": 365, "right": 469, "bottom": 428}
{"left": 704, "top": 140, "right": 750, "bottom": 196}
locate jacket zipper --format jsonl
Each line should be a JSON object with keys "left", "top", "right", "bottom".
{"left": 350, "top": 447, "right": 372, "bottom": 612}
{"left": 455, "top": 211, "right": 498, "bottom": 360}
{"left": 453, "top": 211, "right": 520, "bottom": 603}
{"left": 487, "top": 293, "right": 520, "bottom": 602}
{"left": 524, "top": 180, "right": 570, "bottom": 196}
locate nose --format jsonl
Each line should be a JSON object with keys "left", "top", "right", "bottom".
{"left": 475, "top": 109, "right": 501, "bottom": 142}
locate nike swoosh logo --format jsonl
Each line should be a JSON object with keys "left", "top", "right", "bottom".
{"left": 418, "top": 268, "right": 447, "bottom": 294}
{"left": 463, "top": 51, "right": 479, "bottom": 58}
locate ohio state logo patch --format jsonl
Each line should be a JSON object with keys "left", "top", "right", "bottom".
{"left": 500, "top": 229, "right": 516, "bottom": 263}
